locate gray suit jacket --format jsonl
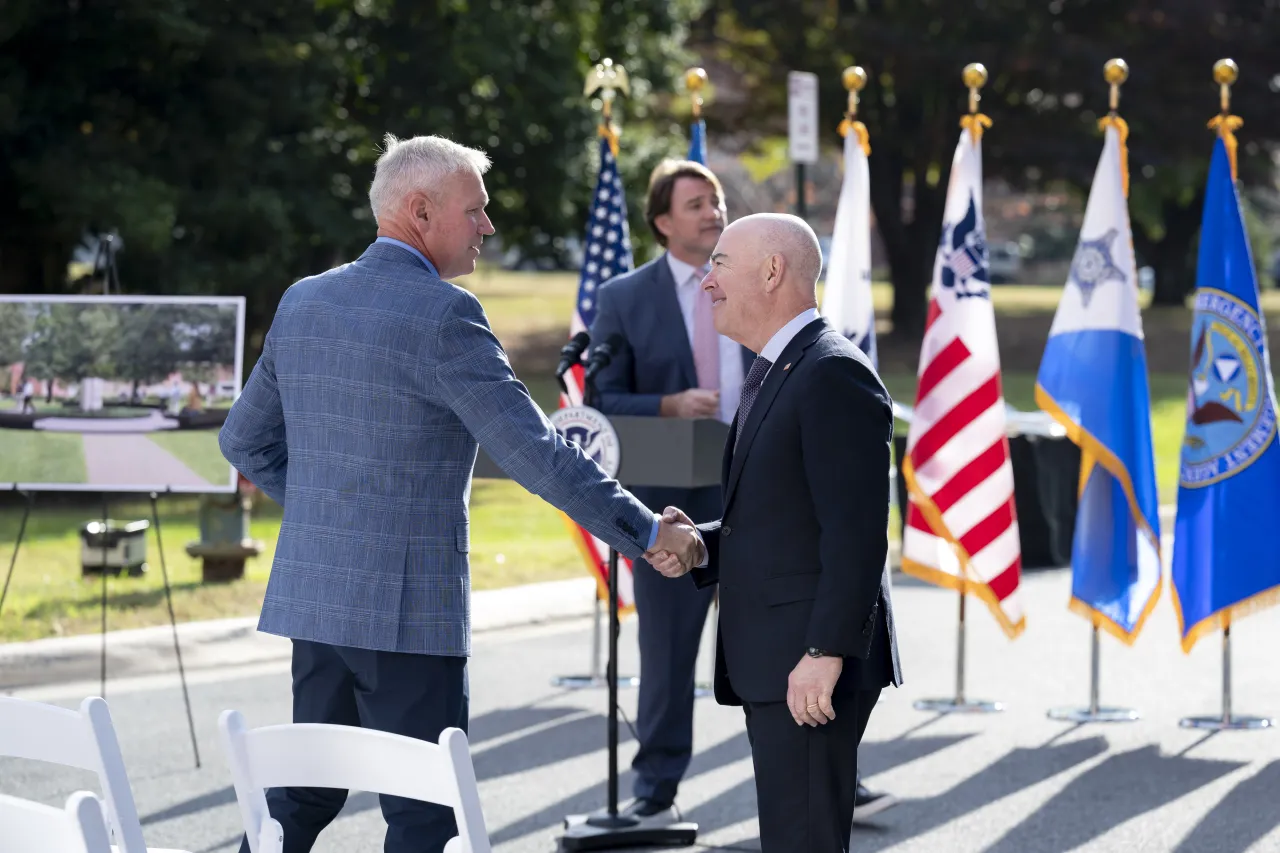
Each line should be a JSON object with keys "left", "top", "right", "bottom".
{"left": 219, "top": 241, "right": 656, "bottom": 656}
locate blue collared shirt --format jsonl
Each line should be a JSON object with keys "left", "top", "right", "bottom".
{"left": 375, "top": 236, "right": 439, "bottom": 277}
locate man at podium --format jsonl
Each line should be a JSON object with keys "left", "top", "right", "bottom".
{"left": 649, "top": 213, "right": 901, "bottom": 853}
{"left": 590, "top": 158, "right": 753, "bottom": 819}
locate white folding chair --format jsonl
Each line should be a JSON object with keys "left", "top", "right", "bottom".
{"left": 0, "top": 696, "right": 190, "bottom": 853}
{"left": 0, "top": 790, "right": 113, "bottom": 853}
{"left": 218, "top": 710, "right": 490, "bottom": 853}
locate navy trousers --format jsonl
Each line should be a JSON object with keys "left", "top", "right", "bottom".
{"left": 238, "top": 640, "right": 469, "bottom": 853}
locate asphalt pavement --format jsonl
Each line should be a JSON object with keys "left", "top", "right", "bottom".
{"left": 4, "top": 566, "right": 1280, "bottom": 852}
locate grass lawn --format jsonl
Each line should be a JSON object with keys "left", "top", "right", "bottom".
{"left": 0, "top": 431, "right": 88, "bottom": 485}
{"left": 0, "top": 480, "right": 577, "bottom": 642}
{"left": 146, "top": 429, "right": 235, "bottom": 486}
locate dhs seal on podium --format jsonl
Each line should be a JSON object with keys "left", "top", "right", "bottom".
{"left": 551, "top": 406, "right": 621, "bottom": 479}
{"left": 1181, "top": 288, "right": 1279, "bottom": 488}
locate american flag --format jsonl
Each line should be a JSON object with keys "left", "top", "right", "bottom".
{"left": 560, "top": 131, "right": 637, "bottom": 610}
{"left": 900, "top": 124, "right": 1025, "bottom": 638}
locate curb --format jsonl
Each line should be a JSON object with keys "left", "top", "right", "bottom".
{"left": 0, "top": 577, "right": 599, "bottom": 692}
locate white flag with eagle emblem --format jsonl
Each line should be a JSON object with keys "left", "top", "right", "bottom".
{"left": 901, "top": 124, "right": 1025, "bottom": 638}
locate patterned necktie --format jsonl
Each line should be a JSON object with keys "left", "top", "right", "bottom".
{"left": 691, "top": 267, "right": 719, "bottom": 390}
{"left": 735, "top": 355, "right": 773, "bottom": 447}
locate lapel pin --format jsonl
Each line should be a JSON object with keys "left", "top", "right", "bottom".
{"left": 783, "top": 363, "right": 792, "bottom": 371}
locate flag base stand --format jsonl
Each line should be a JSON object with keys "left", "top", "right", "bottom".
{"left": 1047, "top": 625, "right": 1140, "bottom": 724}
{"left": 1179, "top": 626, "right": 1275, "bottom": 731}
{"left": 913, "top": 590, "right": 1004, "bottom": 714}
{"left": 551, "top": 594, "right": 639, "bottom": 690}
{"left": 560, "top": 806, "right": 699, "bottom": 850}
{"left": 558, "top": 548, "right": 698, "bottom": 850}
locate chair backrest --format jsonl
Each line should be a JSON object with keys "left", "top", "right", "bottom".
{"left": 0, "top": 790, "right": 113, "bottom": 853}
{"left": 218, "top": 710, "right": 489, "bottom": 853}
{"left": 0, "top": 696, "right": 147, "bottom": 853}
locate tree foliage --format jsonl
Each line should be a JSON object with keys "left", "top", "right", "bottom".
{"left": 0, "top": 0, "right": 704, "bottom": 359}
{"left": 695, "top": 0, "right": 1280, "bottom": 331}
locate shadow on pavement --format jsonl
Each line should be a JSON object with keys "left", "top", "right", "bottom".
{"left": 683, "top": 733, "right": 974, "bottom": 837}
{"left": 1172, "top": 760, "right": 1280, "bottom": 853}
{"left": 850, "top": 735, "right": 1110, "bottom": 852}
{"left": 983, "top": 745, "right": 1242, "bottom": 853}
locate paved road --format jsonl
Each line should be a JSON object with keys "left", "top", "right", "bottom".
{"left": 81, "top": 433, "right": 210, "bottom": 488}
{"left": 6, "top": 567, "right": 1280, "bottom": 852}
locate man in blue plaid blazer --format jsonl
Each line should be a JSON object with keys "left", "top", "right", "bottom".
{"left": 219, "top": 134, "right": 702, "bottom": 853}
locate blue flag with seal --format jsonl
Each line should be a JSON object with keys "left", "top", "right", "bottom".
{"left": 688, "top": 118, "right": 706, "bottom": 165}
{"left": 1035, "top": 116, "right": 1161, "bottom": 643}
{"left": 1171, "top": 136, "right": 1280, "bottom": 652}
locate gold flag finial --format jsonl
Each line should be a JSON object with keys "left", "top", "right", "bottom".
{"left": 837, "top": 66, "right": 871, "bottom": 156}
{"left": 1104, "top": 58, "right": 1128, "bottom": 113}
{"left": 960, "top": 63, "right": 991, "bottom": 144}
{"left": 685, "top": 67, "right": 708, "bottom": 118}
{"left": 1099, "top": 59, "right": 1131, "bottom": 197}
{"left": 1208, "top": 58, "right": 1242, "bottom": 180}
{"left": 586, "top": 58, "right": 629, "bottom": 156}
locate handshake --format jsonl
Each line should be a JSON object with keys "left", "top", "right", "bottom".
{"left": 644, "top": 507, "right": 704, "bottom": 578}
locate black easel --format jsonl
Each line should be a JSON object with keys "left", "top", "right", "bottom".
{"left": 0, "top": 239, "right": 200, "bottom": 767}
{"left": 558, "top": 365, "right": 697, "bottom": 849}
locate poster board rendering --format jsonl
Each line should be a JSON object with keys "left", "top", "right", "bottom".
{"left": 0, "top": 295, "right": 246, "bottom": 493}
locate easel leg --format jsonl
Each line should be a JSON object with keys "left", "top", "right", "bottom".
{"left": 0, "top": 489, "right": 34, "bottom": 616}
{"left": 100, "top": 494, "right": 109, "bottom": 699}
{"left": 150, "top": 491, "right": 201, "bottom": 768}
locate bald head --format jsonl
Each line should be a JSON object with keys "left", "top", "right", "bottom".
{"left": 729, "top": 213, "right": 824, "bottom": 292}
{"left": 703, "top": 213, "right": 823, "bottom": 352}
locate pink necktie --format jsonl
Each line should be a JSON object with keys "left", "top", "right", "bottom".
{"left": 691, "top": 267, "right": 719, "bottom": 390}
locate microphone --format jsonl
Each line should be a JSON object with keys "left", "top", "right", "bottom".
{"left": 583, "top": 334, "right": 626, "bottom": 386}
{"left": 556, "top": 331, "right": 591, "bottom": 380}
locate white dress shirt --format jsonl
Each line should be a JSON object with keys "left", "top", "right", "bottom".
{"left": 758, "top": 307, "right": 823, "bottom": 378}
{"left": 667, "top": 253, "right": 745, "bottom": 424}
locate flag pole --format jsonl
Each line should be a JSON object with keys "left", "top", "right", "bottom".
{"left": 1177, "top": 59, "right": 1274, "bottom": 733}
{"left": 561, "top": 57, "right": 699, "bottom": 851}
{"left": 1045, "top": 59, "right": 1140, "bottom": 725}
{"left": 910, "top": 62, "right": 1006, "bottom": 718}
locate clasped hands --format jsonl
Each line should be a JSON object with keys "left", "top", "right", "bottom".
{"left": 644, "top": 506, "right": 704, "bottom": 577}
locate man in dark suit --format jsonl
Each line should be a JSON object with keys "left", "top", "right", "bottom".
{"left": 650, "top": 212, "right": 902, "bottom": 852}
{"left": 589, "top": 159, "right": 753, "bottom": 819}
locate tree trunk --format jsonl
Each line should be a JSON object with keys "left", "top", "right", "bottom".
{"left": 869, "top": 157, "right": 947, "bottom": 337}
{"left": 1135, "top": 194, "right": 1204, "bottom": 307}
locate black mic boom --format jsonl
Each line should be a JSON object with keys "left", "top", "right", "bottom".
{"left": 556, "top": 331, "right": 591, "bottom": 379}
{"left": 583, "top": 333, "right": 626, "bottom": 385}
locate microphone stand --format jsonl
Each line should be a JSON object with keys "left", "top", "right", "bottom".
{"left": 560, "top": 362, "right": 698, "bottom": 849}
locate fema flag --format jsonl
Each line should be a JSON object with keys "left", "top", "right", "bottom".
{"left": 1035, "top": 118, "right": 1161, "bottom": 643}
{"left": 1171, "top": 137, "right": 1280, "bottom": 652}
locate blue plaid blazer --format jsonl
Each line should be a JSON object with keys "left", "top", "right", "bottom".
{"left": 219, "top": 241, "right": 655, "bottom": 655}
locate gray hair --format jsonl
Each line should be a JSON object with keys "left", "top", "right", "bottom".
{"left": 368, "top": 134, "right": 491, "bottom": 224}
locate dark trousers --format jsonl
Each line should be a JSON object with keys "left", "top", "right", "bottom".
{"left": 744, "top": 688, "right": 880, "bottom": 853}
{"left": 239, "top": 640, "right": 469, "bottom": 853}
{"left": 631, "top": 555, "right": 715, "bottom": 805}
